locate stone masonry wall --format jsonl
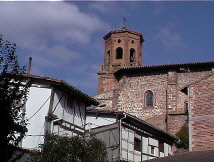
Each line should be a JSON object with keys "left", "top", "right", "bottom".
{"left": 115, "top": 73, "right": 168, "bottom": 131}
{"left": 190, "top": 74, "right": 214, "bottom": 151}
{"left": 113, "top": 70, "right": 212, "bottom": 135}
{"left": 98, "top": 73, "right": 118, "bottom": 94}
{"left": 96, "top": 67, "right": 212, "bottom": 136}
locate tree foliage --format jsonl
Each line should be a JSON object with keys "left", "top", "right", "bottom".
{"left": 0, "top": 34, "right": 28, "bottom": 161}
{"left": 30, "top": 135, "right": 107, "bottom": 162}
{"left": 175, "top": 123, "right": 189, "bottom": 150}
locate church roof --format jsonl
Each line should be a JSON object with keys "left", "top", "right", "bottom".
{"left": 103, "top": 27, "right": 144, "bottom": 43}
{"left": 114, "top": 61, "right": 214, "bottom": 78}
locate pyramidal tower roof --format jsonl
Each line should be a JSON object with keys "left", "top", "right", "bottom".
{"left": 103, "top": 27, "right": 144, "bottom": 43}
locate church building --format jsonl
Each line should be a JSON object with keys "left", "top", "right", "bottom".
{"left": 94, "top": 26, "right": 214, "bottom": 141}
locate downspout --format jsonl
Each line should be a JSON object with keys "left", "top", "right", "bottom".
{"left": 166, "top": 90, "right": 168, "bottom": 132}
{"left": 119, "top": 113, "right": 126, "bottom": 161}
{"left": 187, "top": 85, "right": 191, "bottom": 151}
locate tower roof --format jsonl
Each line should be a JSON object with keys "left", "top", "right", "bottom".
{"left": 103, "top": 27, "right": 144, "bottom": 43}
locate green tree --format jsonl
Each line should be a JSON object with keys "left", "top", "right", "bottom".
{"left": 30, "top": 135, "right": 107, "bottom": 162}
{"left": 0, "top": 34, "right": 28, "bottom": 161}
{"left": 175, "top": 123, "right": 189, "bottom": 150}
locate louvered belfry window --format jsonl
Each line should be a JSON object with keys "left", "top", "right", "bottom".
{"left": 145, "top": 90, "right": 153, "bottom": 107}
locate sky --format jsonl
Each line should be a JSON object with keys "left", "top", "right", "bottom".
{"left": 0, "top": 1, "right": 214, "bottom": 96}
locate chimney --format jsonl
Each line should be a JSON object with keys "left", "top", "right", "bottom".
{"left": 27, "top": 57, "right": 32, "bottom": 75}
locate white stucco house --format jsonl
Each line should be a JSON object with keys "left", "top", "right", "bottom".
{"left": 17, "top": 73, "right": 99, "bottom": 151}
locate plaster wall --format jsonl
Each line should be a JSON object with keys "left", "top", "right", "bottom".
{"left": 22, "top": 86, "right": 51, "bottom": 150}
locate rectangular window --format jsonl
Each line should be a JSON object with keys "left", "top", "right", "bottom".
{"left": 159, "top": 141, "right": 164, "bottom": 153}
{"left": 134, "top": 137, "right": 142, "bottom": 152}
{"left": 151, "top": 146, "right": 155, "bottom": 155}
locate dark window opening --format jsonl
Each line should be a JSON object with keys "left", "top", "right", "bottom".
{"left": 118, "top": 39, "right": 121, "bottom": 43}
{"left": 134, "top": 137, "right": 142, "bottom": 152}
{"left": 159, "top": 141, "right": 164, "bottom": 153}
{"left": 145, "top": 90, "right": 153, "bottom": 107}
{"left": 151, "top": 146, "right": 155, "bottom": 155}
{"left": 116, "top": 47, "right": 123, "bottom": 59}
{"left": 132, "top": 40, "right": 134, "bottom": 44}
{"left": 130, "top": 48, "right": 135, "bottom": 62}
{"left": 107, "top": 50, "right": 110, "bottom": 63}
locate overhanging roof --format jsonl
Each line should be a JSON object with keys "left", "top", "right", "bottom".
{"left": 7, "top": 73, "right": 99, "bottom": 106}
{"left": 114, "top": 61, "right": 214, "bottom": 79}
{"left": 87, "top": 110, "right": 178, "bottom": 142}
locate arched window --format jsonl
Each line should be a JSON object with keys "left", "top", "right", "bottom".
{"left": 145, "top": 90, "right": 153, "bottom": 107}
{"left": 107, "top": 50, "right": 110, "bottom": 63}
{"left": 116, "top": 47, "right": 123, "bottom": 59}
{"left": 130, "top": 48, "right": 135, "bottom": 62}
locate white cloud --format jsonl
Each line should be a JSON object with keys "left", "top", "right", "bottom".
{"left": 0, "top": 2, "right": 110, "bottom": 75}
{"left": 156, "top": 28, "right": 187, "bottom": 50}
{"left": 0, "top": 2, "right": 109, "bottom": 46}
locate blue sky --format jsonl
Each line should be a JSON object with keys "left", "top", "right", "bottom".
{"left": 0, "top": 2, "right": 214, "bottom": 95}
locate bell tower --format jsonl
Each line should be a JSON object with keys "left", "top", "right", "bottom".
{"left": 98, "top": 27, "right": 144, "bottom": 94}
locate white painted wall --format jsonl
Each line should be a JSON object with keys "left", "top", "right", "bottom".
{"left": 86, "top": 115, "right": 116, "bottom": 129}
{"left": 22, "top": 85, "right": 87, "bottom": 150}
{"left": 164, "top": 143, "right": 169, "bottom": 156}
{"left": 142, "top": 137, "right": 148, "bottom": 154}
{"left": 52, "top": 89, "right": 85, "bottom": 132}
{"left": 22, "top": 86, "right": 51, "bottom": 150}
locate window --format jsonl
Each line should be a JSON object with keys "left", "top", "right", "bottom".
{"left": 134, "top": 137, "right": 142, "bottom": 152}
{"left": 130, "top": 48, "right": 135, "bottom": 62}
{"left": 118, "top": 39, "right": 121, "bottom": 43}
{"left": 107, "top": 50, "right": 110, "bottom": 63}
{"left": 132, "top": 40, "right": 134, "bottom": 44}
{"left": 145, "top": 90, "right": 154, "bottom": 107}
{"left": 159, "top": 141, "right": 164, "bottom": 153}
{"left": 116, "top": 47, "right": 123, "bottom": 59}
{"left": 151, "top": 146, "right": 155, "bottom": 155}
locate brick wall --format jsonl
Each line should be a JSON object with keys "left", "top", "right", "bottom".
{"left": 190, "top": 74, "right": 214, "bottom": 151}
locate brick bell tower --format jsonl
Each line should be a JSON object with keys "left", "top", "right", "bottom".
{"left": 98, "top": 27, "right": 144, "bottom": 94}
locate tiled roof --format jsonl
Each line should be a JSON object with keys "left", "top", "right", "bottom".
{"left": 103, "top": 27, "right": 144, "bottom": 42}
{"left": 114, "top": 61, "right": 214, "bottom": 78}
{"left": 7, "top": 73, "right": 99, "bottom": 106}
{"left": 146, "top": 150, "right": 214, "bottom": 162}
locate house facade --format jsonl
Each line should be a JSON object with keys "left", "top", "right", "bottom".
{"left": 86, "top": 111, "right": 177, "bottom": 162}
{"left": 18, "top": 74, "right": 99, "bottom": 150}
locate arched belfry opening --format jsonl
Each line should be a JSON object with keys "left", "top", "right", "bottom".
{"left": 107, "top": 50, "right": 110, "bottom": 64}
{"left": 98, "top": 27, "right": 144, "bottom": 93}
{"left": 116, "top": 47, "right": 123, "bottom": 59}
{"left": 130, "top": 48, "right": 135, "bottom": 62}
